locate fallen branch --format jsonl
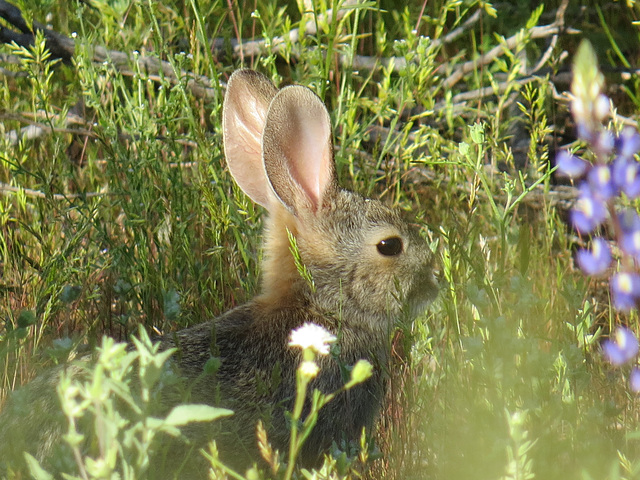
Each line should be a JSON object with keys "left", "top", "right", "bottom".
{"left": 443, "top": 0, "right": 576, "bottom": 89}
{"left": 335, "top": 8, "right": 483, "bottom": 73}
{"left": 0, "top": 0, "right": 363, "bottom": 99}
{"left": 0, "top": 182, "right": 107, "bottom": 200}
{"left": 1, "top": 110, "right": 199, "bottom": 149}
{"left": 0, "top": 0, "right": 218, "bottom": 97}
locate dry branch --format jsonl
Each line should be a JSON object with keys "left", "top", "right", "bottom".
{"left": 1, "top": 110, "right": 200, "bottom": 148}
{"left": 0, "top": 0, "right": 364, "bottom": 99}
{"left": 0, "top": 0, "right": 218, "bottom": 97}
{"left": 0, "top": 182, "right": 107, "bottom": 200}
{"left": 443, "top": 0, "right": 576, "bottom": 89}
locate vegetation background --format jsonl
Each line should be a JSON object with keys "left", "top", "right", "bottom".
{"left": 0, "top": 0, "right": 639, "bottom": 478}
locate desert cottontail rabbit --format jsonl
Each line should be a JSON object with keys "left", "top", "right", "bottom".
{"left": 157, "top": 69, "right": 439, "bottom": 468}
{"left": 0, "top": 69, "right": 438, "bottom": 474}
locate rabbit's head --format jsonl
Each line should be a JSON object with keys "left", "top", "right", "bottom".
{"left": 223, "top": 70, "right": 438, "bottom": 333}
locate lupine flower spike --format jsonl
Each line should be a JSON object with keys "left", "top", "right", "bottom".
{"left": 561, "top": 40, "right": 640, "bottom": 393}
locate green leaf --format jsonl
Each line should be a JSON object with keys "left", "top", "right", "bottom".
{"left": 163, "top": 288, "right": 181, "bottom": 321}
{"left": 204, "top": 356, "right": 222, "bottom": 375}
{"left": 526, "top": 4, "right": 544, "bottom": 29}
{"left": 60, "top": 285, "right": 82, "bottom": 304}
{"left": 163, "top": 404, "right": 233, "bottom": 427}
{"left": 24, "top": 453, "right": 54, "bottom": 480}
{"left": 17, "top": 310, "right": 36, "bottom": 328}
{"left": 469, "top": 123, "right": 485, "bottom": 144}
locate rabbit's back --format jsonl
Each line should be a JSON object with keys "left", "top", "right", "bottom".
{"left": 162, "top": 301, "right": 387, "bottom": 467}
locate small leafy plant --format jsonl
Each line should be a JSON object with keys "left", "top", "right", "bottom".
{"left": 25, "top": 328, "right": 232, "bottom": 480}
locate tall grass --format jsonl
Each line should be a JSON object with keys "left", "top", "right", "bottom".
{"left": 1, "top": 0, "right": 640, "bottom": 478}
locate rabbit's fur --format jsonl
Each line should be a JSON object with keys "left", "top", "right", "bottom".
{"left": 0, "top": 70, "right": 438, "bottom": 474}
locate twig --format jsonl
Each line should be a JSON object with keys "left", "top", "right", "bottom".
{"left": 445, "top": 75, "right": 543, "bottom": 105}
{"left": 403, "top": 163, "right": 579, "bottom": 213}
{"left": 0, "top": 182, "right": 107, "bottom": 200}
{"left": 2, "top": 111, "right": 199, "bottom": 148}
{"left": 0, "top": 0, "right": 478, "bottom": 89}
{"left": 219, "top": 0, "right": 361, "bottom": 58}
{"left": 0, "top": 0, "right": 366, "bottom": 99}
{"left": 443, "top": 0, "right": 578, "bottom": 90}
{"left": 334, "top": 9, "right": 482, "bottom": 73}
{"left": 432, "top": 9, "right": 482, "bottom": 50}
{"left": 0, "top": 0, "right": 218, "bottom": 97}
{"left": 529, "top": 0, "right": 569, "bottom": 75}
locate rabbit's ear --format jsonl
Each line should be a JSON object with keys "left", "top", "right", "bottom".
{"left": 262, "top": 86, "right": 337, "bottom": 214}
{"left": 223, "top": 70, "right": 278, "bottom": 207}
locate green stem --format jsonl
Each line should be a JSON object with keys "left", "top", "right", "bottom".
{"left": 284, "top": 368, "right": 311, "bottom": 480}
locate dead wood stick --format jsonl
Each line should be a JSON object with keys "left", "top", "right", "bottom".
{"left": 443, "top": 0, "right": 576, "bottom": 89}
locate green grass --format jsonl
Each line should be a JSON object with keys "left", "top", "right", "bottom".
{"left": 2, "top": 0, "right": 640, "bottom": 478}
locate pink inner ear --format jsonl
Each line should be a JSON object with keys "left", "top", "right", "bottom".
{"left": 262, "top": 85, "right": 337, "bottom": 214}
{"left": 286, "top": 114, "right": 333, "bottom": 210}
{"left": 223, "top": 72, "right": 277, "bottom": 208}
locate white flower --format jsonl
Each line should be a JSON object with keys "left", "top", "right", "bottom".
{"left": 288, "top": 322, "right": 336, "bottom": 355}
{"left": 299, "top": 360, "right": 319, "bottom": 379}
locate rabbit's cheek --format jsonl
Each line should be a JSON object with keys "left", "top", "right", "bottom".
{"left": 345, "top": 263, "right": 404, "bottom": 316}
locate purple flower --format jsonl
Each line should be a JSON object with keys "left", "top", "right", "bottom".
{"left": 618, "top": 209, "right": 640, "bottom": 233}
{"left": 570, "top": 185, "right": 608, "bottom": 233}
{"left": 576, "top": 121, "right": 595, "bottom": 144}
{"left": 576, "top": 237, "right": 611, "bottom": 275}
{"left": 616, "top": 126, "right": 640, "bottom": 161}
{"left": 631, "top": 367, "right": 640, "bottom": 393}
{"left": 587, "top": 165, "right": 616, "bottom": 199}
{"left": 612, "top": 157, "right": 640, "bottom": 198}
{"left": 611, "top": 273, "right": 640, "bottom": 311}
{"left": 618, "top": 210, "right": 640, "bottom": 261}
{"left": 602, "top": 326, "right": 639, "bottom": 365}
{"left": 620, "top": 229, "right": 640, "bottom": 262}
{"left": 594, "top": 94, "right": 611, "bottom": 123}
{"left": 594, "top": 129, "right": 615, "bottom": 156}
{"left": 556, "top": 150, "right": 589, "bottom": 178}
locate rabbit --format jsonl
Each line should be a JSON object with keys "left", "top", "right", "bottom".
{"left": 155, "top": 69, "right": 439, "bottom": 469}
{"left": 0, "top": 69, "right": 438, "bottom": 475}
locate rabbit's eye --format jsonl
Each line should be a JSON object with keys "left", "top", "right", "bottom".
{"left": 377, "top": 237, "right": 403, "bottom": 256}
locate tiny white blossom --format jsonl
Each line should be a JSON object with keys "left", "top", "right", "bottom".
{"left": 289, "top": 322, "right": 336, "bottom": 355}
{"left": 299, "top": 360, "right": 319, "bottom": 379}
